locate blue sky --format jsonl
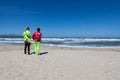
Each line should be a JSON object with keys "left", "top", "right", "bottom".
{"left": 0, "top": 0, "right": 120, "bottom": 37}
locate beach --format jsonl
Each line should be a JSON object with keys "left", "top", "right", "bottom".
{"left": 0, "top": 45, "right": 120, "bottom": 80}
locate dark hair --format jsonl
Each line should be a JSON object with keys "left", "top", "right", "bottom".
{"left": 37, "top": 28, "right": 40, "bottom": 32}
{"left": 26, "top": 27, "right": 30, "bottom": 30}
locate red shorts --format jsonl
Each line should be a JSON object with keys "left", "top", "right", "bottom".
{"left": 24, "top": 41, "right": 28, "bottom": 44}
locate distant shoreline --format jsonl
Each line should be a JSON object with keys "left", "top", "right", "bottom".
{"left": 0, "top": 34, "right": 23, "bottom": 38}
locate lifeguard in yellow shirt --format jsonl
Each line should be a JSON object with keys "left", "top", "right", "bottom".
{"left": 23, "top": 27, "right": 31, "bottom": 55}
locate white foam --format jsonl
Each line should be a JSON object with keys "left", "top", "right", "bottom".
{"left": 1, "top": 38, "right": 120, "bottom": 48}
{"left": 85, "top": 39, "right": 120, "bottom": 42}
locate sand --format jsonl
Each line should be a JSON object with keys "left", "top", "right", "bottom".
{"left": 0, "top": 45, "right": 120, "bottom": 80}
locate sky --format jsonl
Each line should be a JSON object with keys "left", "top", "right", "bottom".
{"left": 0, "top": 0, "right": 120, "bottom": 37}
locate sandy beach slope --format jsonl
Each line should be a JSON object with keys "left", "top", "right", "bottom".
{"left": 0, "top": 45, "right": 120, "bottom": 80}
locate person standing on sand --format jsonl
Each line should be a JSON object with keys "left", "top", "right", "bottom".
{"left": 32, "top": 28, "right": 42, "bottom": 55}
{"left": 23, "top": 27, "right": 32, "bottom": 55}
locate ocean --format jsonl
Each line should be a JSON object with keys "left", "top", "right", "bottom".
{"left": 0, "top": 37, "right": 120, "bottom": 48}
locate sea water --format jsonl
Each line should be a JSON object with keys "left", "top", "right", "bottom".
{"left": 0, "top": 37, "right": 120, "bottom": 48}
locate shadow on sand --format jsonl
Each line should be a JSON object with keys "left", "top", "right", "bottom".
{"left": 30, "top": 52, "right": 48, "bottom": 55}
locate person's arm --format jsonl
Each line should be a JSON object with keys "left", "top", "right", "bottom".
{"left": 32, "top": 33, "right": 35, "bottom": 40}
{"left": 41, "top": 33, "right": 42, "bottom": 38}
{"left": 40, "top": 33, "right": 42, "bottom": 42}
{"left": 24, "top": 32, "right": 29, "bottom": 40}
{"left": 30, "top": 32, "right": 32, "bottom": 38}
